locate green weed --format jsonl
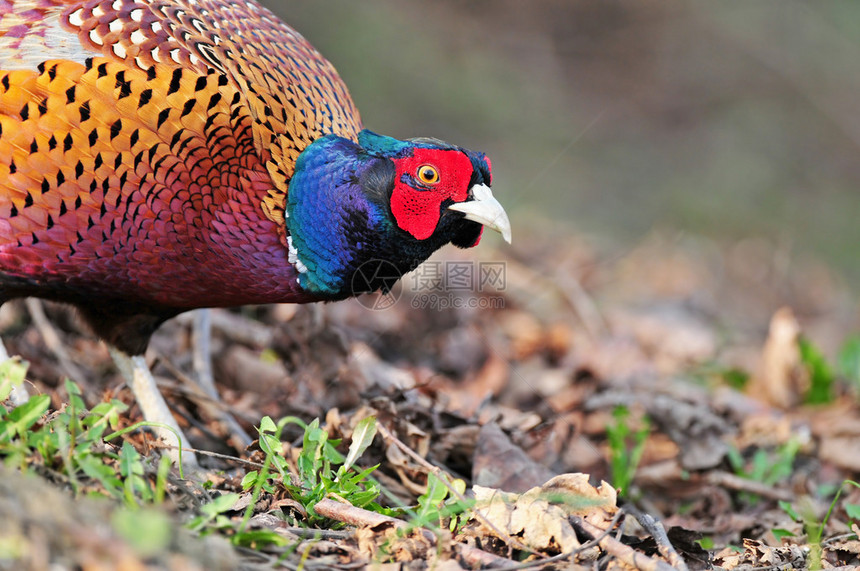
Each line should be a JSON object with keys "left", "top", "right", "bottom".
{"left": 0, "top": 357, "right": 390, "bottom": 557}
{"left": 606, "top": 405, "right": 649, "bottom": 499}
{"left": 728, "top": 438, "right": 800, "bottom": 505}
{"left": 0, "top": 360, "right": 169, "bottom": 506}
{"left": 409, "top": 472, "right": 472, "bottom": 533}
{"left": 837, "top": 335, "right": 860, "bottom": 390}
{"left": 778, "top": 479, "right": 860, "bottom": 570}
{"left": 799, "top": 337, "right": 835, "bottom": 404}
{"left": 690, "top": 361, "right": 751, "bottom": 390}
{"left": 240, "top": 415, "right": 382, "bottom": 527}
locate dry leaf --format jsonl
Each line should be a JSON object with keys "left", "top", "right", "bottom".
{"left": 357, "top": 521, "right": 441, "bottom": 564}
{"left": 649, "top": 394, "right": 729, "bottom": 470}
{"left": 500, "top": 311, "right": 545, "bottom": 360}
{"left": 350, "top": 342, "right": 415, "bottom": 392}
{"left": 472, "top": 423, "right": 555, "bottom": 492}
{"left": 474, "top": 486, "right": 579, "bottom": 553}
{"left": 385, "top": 443, "right": 428, "bottom": 496}
{"left": 438, "top": 353, "right": 509, "bottom": 419}
{"left": 823, "top": 537, "right": 860, "bottom": 555}
{"left": 473, "top": 473, "right": 617, "bottom": 554}
{"left": 819, "top": 436, "right": 860, "bottom": 472}
{"left": 752, "top": 307, "right": 804, "bottom": 408}
{"left": 539, "top": 473, "right": 617, "bottom": 518}
{"left": 713, "top": 539, "right": 808, "bottom": 570}
{"left": 546, "top": 322, "right": 573, "bottom": 361}
{"left": 607, "top": 306, "right": 717, "bottom": 375}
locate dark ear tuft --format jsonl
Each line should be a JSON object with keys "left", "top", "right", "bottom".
{"left": 360, "top": 156, "right": 396, "bottom": 203}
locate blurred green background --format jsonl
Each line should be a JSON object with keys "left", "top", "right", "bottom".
{"left": 267, "top": 1, "right": 860, "bottom": 284}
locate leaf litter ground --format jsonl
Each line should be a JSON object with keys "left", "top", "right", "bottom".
{"left": 3, "top": 225, "right": 860, "bottom": 569}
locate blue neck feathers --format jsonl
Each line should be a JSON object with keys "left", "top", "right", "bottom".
{"left": 286, "top": 135, "right": 385, "bottom": 296}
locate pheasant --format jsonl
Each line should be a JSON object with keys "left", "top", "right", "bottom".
{"left": 0, "top": 0, "right": 511, "bottom": 467}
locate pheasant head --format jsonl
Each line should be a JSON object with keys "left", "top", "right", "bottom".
{"left": 285, "top": 130, "right": 511, "bottom": 298}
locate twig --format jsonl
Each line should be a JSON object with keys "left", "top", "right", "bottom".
{"left": 821, "top": 532, "right": 859, "bottom": 547}
{"left": 185, "top": 447, "right": 264, "bottom": 468}
{"left": 174, "top": 309, "right": 274, "bottom": 347}
{"left": 455, "top": 543, "right": 514, "bottom": 568}
{"left": 625, "top": 505, "right": 689, "bottom": 571}
{"left": 153, "top": 441, "right": 265, "bottom": 469}
{"left": 281, "top": 527, "right": 353, "bottom": 541}
{"left": 376, "top": 421, "right": 537, "bottom": 555}
{"left": 705, "top": 470, "right": 794, "bottom": 502}
{"left": 493, "top": 508, "right": 626, "bottom": 570}
{"left": 24, "top": 299, "right": 89, "bottom": 389}
{"left": 155, "top": 351, "right": 253, "bottom": 449}
{"left": 554, "top": 266, "right": 610, "bottom": 341}
{"left": 234, "top": 546, "right": 298, "bottom": 569}
{"left": 315, "top": 497, "right": 408, "bottom": 530}
{"left": 192, "top": 309, "right": 217, "bottom": 400}
{"left": 189, "top": 310, "right": 252, "bottom": 446}
{"left": 573, "top": 517, "right": 676, "bottom": 571}
{"left": 235, "top": 546, "right": 365, "bottom": 571}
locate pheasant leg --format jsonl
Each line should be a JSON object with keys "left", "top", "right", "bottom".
{"left": 109, "top": 347, "right": 200, "bottom": 471}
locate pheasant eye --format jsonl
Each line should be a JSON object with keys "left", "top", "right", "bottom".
{"left": 416, "top": 164, "right": 440, "bottom": 185}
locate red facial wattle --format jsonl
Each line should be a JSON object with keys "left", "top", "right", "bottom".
{"left": 389, "top": 149, "right": 474, "bottom": 240}
{"left": 469, "top": 227, "right": 484, "bottom": 248}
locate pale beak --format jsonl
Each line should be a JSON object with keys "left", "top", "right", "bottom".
{"left": 447, "top": 184, "right": 512, "bottom": 244}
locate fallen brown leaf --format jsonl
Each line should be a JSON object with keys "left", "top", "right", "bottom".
{"left": 472, "top": 473, "right": 617, "bottom": 555}
{"left": 472, "top": 422, "right": 555, "bottom": 492}
{"left": 752, "top": 307, "right": 805, "bottom": 408}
